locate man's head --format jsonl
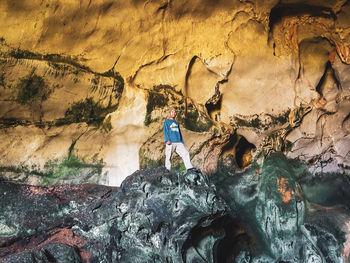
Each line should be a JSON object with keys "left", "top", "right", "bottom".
{"left": 169, "top": 107, "right": 176, "bottom": 119}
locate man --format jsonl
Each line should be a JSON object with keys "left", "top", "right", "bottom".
{"left": 163, "top": 108, "right": 194, "bottom": 171}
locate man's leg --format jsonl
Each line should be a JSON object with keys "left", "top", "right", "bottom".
{"left": 175, "top": 143, "right": 193, "bottom": 170}
{"left": 165, "top": 144, "right": 174, "bottom": 170}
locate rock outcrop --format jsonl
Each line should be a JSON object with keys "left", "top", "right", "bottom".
{"left": 0, "top": 168, "right": 227, "bottom": 262}
{"left": 2, "top": 1, "right": 350, "bottom": 262}
{"left": 1, "top": 154, "right": 349, "bottom": 262}
{"left": 0, "top": 0, "right": 349, "bottom": 186}
{"left": 212, "top": 153, "right": 350, "bottom": 262}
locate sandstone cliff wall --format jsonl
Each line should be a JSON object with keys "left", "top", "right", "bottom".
{"left": 0, "top": 0, "right": 349, "bottom": 185}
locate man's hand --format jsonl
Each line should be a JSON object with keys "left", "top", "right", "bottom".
{"left": 166, "top": 141, "right": 172, "bottom": 145}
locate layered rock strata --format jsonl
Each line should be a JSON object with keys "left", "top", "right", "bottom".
{"left": 0, "top": 0, "right": 350, "bottom": 184}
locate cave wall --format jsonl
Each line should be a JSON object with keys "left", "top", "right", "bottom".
{"left": 0, "top": 0, "right": 350, "bottom": 185}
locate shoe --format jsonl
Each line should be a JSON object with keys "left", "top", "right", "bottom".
{"left": 187, "top": 167, "right": 198, "bottom": 172}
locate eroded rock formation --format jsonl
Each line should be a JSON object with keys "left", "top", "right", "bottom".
{"left": 0, "top": 168, "right": 226, "bottom": 262}
{"left": 1, "top": 1, "right": 350, "bottom": 262}
{"left": 1, "top": 154, "right": 349, "bottom": 262}
{"left": 0, "top": 0, "right": 349, "bottom": 185}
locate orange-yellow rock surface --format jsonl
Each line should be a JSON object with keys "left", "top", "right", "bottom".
{"left": 0, "top": 0, "right": 349, "bottom": 185}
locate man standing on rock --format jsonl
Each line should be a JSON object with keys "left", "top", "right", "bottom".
{"left": 163, "top": 107, "right": 194, "bottom": 172}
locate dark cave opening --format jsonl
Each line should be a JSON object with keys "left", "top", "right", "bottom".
{"left": 182, "top": 214, "right": 253, "bottom": 263}
{"left": 205, "top": 81, "right": 223, "bottom": 122}
{"left": 221, "top": 132, "right": 238, "bottom": 155}
{"left": 205, "top": 94, "right": 222, "bottom": 122}
{"left": 235, "top": 136, "right": 256, "bottom": 169}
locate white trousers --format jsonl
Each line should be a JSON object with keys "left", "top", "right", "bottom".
{"left": 165, "top": 143, "right": 193, "bottom": 170}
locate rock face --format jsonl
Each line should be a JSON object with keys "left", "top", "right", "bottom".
{"left": 212, "top": 153, "right": 350, "bottom": 262}
{"left": 1, "top": 2, "right": 350, "bottom": 262}
{"left": 0, "top": 168, "right": 228, "bottom": 262}
{"left": 1, "top": 154, "right": 349, "bottom": 262}
{"left": 0, "top": 0, "right": 350, "bottom": 185}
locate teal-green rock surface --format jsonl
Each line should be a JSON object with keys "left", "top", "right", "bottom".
{"left": 1, "top": 155, "right": 349, "bottom": 262}
{"left": 0, "top": 168, "right": 230, "bottom": 262}
{"left": 212, "top": 153, "right": 347, "bottom": 262}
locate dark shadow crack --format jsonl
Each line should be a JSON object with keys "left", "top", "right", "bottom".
{"left": 184, "top": 56, "right": 199, "bottom": 114}
{"left": 315, "top": 60, "right": 340, "bottom": 99}
{"left": 156, "top": 2, "right": 169, "bottom": 14}
{"left": 268, "top": 2, "right": 336, "bottom": 38}
{"left": 5, "top": 45, "right": 124, "bottom": 83}
{"left": 68, "top": 126, "right": 89, "bottom": 159}
{"left": 342, "top": 113, "right": 350, "bottom": 129}
{"left": 205, "top": 83, "right": 222, "bottom": 121}
{"left": 129, "top": 52, "right": 176, "bottom": 84}
{"left": 333, "top": 0, "right": 350, "bottom": 14}
{"left": 225, "top": 31, "right": 235, "bottom": 56}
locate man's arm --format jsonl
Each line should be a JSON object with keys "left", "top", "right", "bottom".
{"left": 163, "top": 120, "right": 171, "bottom": 144}
{"left": 178, "top": 123, "right": 184, "bottom": 143}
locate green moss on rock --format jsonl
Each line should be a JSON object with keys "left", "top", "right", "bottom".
{"left": 232, "top": 110, "right": 291, "bottom": 130}
{"left": 0, "top": 73, "right": 4, "bottom": 87}
{"left": 178, "top": 109, "right": 213, "bottom": 132}
{"left": 10, "top": 49, "right": 90, "bottom": 72}
{"left": 171, "top": 162, "right": 187, "bottom": 173}
{"left": 64, "top": 98, "right": 105, "bottom": 125}
{"left": 144, "top": 91, "right": 169, "bottom": 126}
{"left": 101, "top": 70, "right": 124, "bottom": 95}
{"left": 61, "top": 97, "right": 119, "bottom": 128}
{"left": 16, "top": 74, "right": 50, "bottom": 105}
{"left": 233, "top": 115, "right": 261, "bottom": 128}
{"left": 10, "top": 47, "right": 124, "bottom": 97}
{"left": 139, "top": 147, "right": 164, "bottom": 169}
{"left": 42, "top": 155, "right": 103, "bottom": 185}
{"left": 0, "top": 155, "right": 105, "bottom": 185}
{"left": 271, "top": 109, "right": 291, "bottom": 125}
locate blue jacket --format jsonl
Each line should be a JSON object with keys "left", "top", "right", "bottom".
{"left": 163, "top": 119, "right": 184, "bottom": 143}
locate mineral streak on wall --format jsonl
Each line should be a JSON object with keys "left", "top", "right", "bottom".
{"left": 0, "top": 0, "right": 349, "bottom": 185}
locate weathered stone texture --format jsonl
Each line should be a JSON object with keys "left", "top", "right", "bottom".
{"left": 0, "top": 0, "right": 350, "bottom": 184}
{"left": 1, "top": 155, "right": 349, "bottom": 262}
